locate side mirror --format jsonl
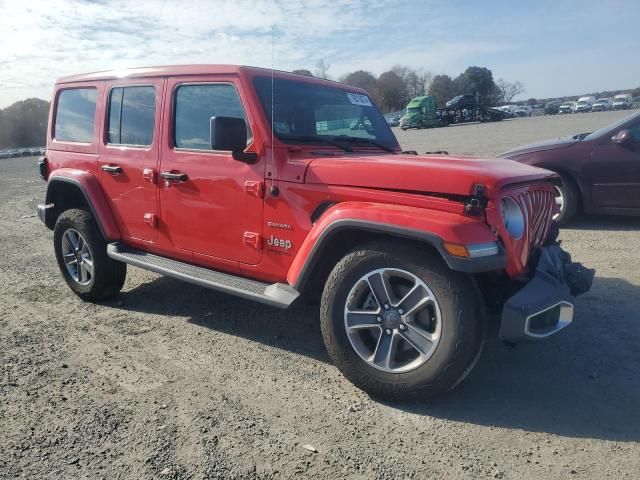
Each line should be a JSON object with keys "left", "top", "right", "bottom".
{"left": 210, "top": 116, "right": 257, "bottom": 163}
{"left": 612, "top": 129, "right": 632, "bottom": 146}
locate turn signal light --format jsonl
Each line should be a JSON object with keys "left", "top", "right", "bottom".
{"left": 443, "top": 242, "right": 469, "bottom": 257}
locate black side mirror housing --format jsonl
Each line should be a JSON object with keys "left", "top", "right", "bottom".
{"left": 210, "top": 116, "right": 258, "bottom": 163}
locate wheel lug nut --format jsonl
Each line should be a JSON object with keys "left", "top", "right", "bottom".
{"left": 399, "top": 324, "right": 407, "bottom": 331}
{"left": 385, "top": 329, "right": 392, "bottom": 335}
{"left": 384, "top": 303, "right": 390, "bottom": 310}
{"left": 398, "top": 309, "right": 404, "bottom": 314}
{"left": 377, "top": 316, "right": 382, "bottom": 323}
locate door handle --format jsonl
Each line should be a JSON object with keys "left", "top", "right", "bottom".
{"left": 101, "top": 164, "right": 122, "bottom": 174}
{"left": 160, "top": 171, "right": 188, "bottom": 182}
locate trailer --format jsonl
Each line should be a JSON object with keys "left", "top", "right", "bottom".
{"left": 399, "top": 94, "right": 509, "bottom": 129}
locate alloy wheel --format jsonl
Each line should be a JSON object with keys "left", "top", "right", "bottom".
{"left": 61, "top": 228, "right": 94, "bottom": 285}
{"left": 343, "top": 268, "right": 442, "bottom": 373}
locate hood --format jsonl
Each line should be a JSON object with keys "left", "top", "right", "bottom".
{"left": 499, "top": 135, "right": 578, "bottom": 158}
{"left": 304, "top": 154, "right": 556, "bottom": 198}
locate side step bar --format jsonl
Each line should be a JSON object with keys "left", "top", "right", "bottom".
{"left": 107, "top": 243, "right": 299, "bottom": 309}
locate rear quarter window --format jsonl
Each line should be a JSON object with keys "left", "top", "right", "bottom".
{"left": 108, "top": 86, "right": 156, "bottom": 146}
{"left": 54, "top": 88, "right": 97, "bottom": 143}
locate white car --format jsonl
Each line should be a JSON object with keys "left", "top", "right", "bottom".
{"left": 591, "top": 98, "right": 612, "bottom": 112}
{"left": 559, "top": 101, "right": 576, "bottom": 114}
{"left": 574, "top": 96, "right": 596, "bottom": 113}
{"left": 612, "top": 93, "right": 633, "bottom": 110}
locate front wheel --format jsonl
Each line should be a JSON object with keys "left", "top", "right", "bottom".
{"left": 54, "top": 209, "right": 126, "bottom": 301}
{"left": 320, "top": 241, "right": 485, "bottom": 400}
{"left": 553, "top": 173, "right": 579, "bottom": 225}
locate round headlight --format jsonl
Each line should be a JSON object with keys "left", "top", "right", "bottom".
{"left": 500, "top": 197, "right": 525, "bottom": 239}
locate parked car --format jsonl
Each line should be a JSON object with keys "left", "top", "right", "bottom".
{"left": 387, "top": 115, "right": 401, "bottom": 127}
{"left": 558, "top": 101, "right": 576, "bottom": 114}
{"left": 591, "top": 98, "right": 612, "bottom": 112}
{"left": 501, "top": 111, "right": 640, "bottom": 223}
{"left": 514, "top": 105, "right": 532, "bottom": 117}
{"left": 445, "top": 94, "right": 475, "bottom": 109}
{"left": 544, "top": 101, "right": 561, "bottom": 115}
{"left": 574, "top": 96, "right": 596, "bottom": 113}
{"left": 612, "top": 93, "right": 633, "bottom": 110}
{"left": 36, "top": 65, "right": 592, "bottom": 400}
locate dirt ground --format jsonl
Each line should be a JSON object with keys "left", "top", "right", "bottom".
{"left": 1, "top": 111, "right": 639, "bottom": 479}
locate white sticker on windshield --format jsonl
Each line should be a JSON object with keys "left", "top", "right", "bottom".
{"left": 347, "top": 93, "right": 372, "bottom": 107}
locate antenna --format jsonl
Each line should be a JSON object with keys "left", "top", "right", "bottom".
{"left": 270, "top": 22, "right": 279, "bottom": 197}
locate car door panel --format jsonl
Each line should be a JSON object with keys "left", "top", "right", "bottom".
{"left": 589, "top": 124, "right": 640, "bottom": 210}
{"left": 159, "top": 78, "right": 264, "bottom": 265}
{"left": 98, "top": 80, "right": 164, "bottom": 243}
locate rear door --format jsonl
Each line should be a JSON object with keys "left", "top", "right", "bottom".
{"left": 589, "top": 118, "right": 640, "bottom": 210}
{"left": 158, "top": 78, "right": 264, "bottom": 264}
{"left": 98, "top": 80, "right": 164, "bottom": 243}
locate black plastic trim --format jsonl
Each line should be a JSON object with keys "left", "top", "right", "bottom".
{"left": 294, "top": 219, "right": 507, "bottom": 290}
{"left": 44, "top": 177, "right": 108, "bottom": 239}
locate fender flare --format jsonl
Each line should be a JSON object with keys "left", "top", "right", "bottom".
{"left": 44, "top": 169, "right": 121, "bottom": 241}
{"left": 287, "top": 202, "right": 506, "bottom": 290}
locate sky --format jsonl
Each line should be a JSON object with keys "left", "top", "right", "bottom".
{"left": 0, "top": 0, "right": 639, "bottom": 108}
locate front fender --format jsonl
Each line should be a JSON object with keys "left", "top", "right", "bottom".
{"left": 287, "top": 201, "right": 505, "bottom": 289}
{"left": 45, "top": 168, "right": 120, "bottom": 241}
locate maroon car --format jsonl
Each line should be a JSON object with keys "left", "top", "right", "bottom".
{"left": 501, "top": 111, "right": 640, "bottom": 223}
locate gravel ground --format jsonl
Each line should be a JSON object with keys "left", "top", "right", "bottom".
{"left": 1, "top": 111, "right": 639, "bottom": 479}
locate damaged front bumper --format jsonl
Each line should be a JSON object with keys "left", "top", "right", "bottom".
{"left": 500, "top": 244, "right": 595, "bottom": 343}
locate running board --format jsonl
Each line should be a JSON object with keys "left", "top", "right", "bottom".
{"left": 107, "top": 243, "right": 299, "bottom": 309}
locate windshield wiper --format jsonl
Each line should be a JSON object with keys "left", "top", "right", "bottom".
{"left": 572, "top": 132, "right": 590, "bottom": 140}
{"left": 279, "top": 135, "right": 353, "bottom": 152}
{"left": 332, "top": 135, "right": 395, "bottom": 153}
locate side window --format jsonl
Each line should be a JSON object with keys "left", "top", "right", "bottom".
{"left": 108, "top": 86, "right": 155, "bottom": 146}
{"left": 55, "top": 88, "right": 97, "bottom": 142}
{"left": 629, "top": 122, "right": 640, "bottom": 142}
{"left": 174, "top": 84, "right": 250, "bottom": 150}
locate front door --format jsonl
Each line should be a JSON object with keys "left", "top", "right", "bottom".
{"left": 98, "top": 80, "right": 164, "bottom": 242}
{"left": 159, "top": 79, "right": 264, "bottom": 265}
{"left": 589, "top": 118, "right": 640, "bottom": 210}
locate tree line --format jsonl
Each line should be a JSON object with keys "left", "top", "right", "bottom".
{"left": 293, "top": 62, "right": 525, "bottom": 113}
{"left": 0, "top": 98, "right": 50, "bottom": 149}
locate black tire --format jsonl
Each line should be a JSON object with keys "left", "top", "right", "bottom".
{"left": 320, "top": 240, "right": 485, "bottom": 400}
{"left": 53, "top": 209, "right": 126, "bottom": 301}
{"left": 553, "top": 173, "right": 579, "bottom": 225}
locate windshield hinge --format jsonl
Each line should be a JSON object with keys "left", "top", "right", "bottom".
{"left": 465, "top": 183, "right": 487, "bottom": 216}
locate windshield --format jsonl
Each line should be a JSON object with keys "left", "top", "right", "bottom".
{"left": 584, "top": 111, "right": 640, "bottom": 140}
{"left": 577, "top": 101, "right": 588, "bottom": 106}
{"left": 253, "top": 76, "right": 398, "bottom": 150}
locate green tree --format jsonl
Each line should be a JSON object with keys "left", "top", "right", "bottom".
{"left": 429, "top": 74, "right": 455, "bottom": 107}
{"left": 291, "top": 69, "right": 314, "bottom": 77}
{"left": 341, "top": 70, "right": 377, "bottom": 94}
{"left": 375, "top": 71, "right": 407, "bottom": 112}
{"left": 0, "top": 98, "right": 50, "bottom": 148}
{"left": 454, "top": 66, "right": 498, "bottom": 106}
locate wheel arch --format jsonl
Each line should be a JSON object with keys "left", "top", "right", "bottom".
{"left": 288, "top": 202, "right": 506, "bottom": 295}
{"left": 44, "top": 169, "right": 120, "bottom": 241}
{"left": 534, "top": 164, "right": 585, "bottom": 212}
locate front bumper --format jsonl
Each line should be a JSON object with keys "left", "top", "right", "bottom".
{"left": 500, "top": 244, "right": 594, "bottom": 343}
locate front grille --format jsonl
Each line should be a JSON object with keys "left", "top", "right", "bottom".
{"left": 516, "top": 187, "right": 555, "bottom": 249}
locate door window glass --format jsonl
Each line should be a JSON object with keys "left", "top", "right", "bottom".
{"left": 108, "top": 86, "right": 156, "bottom": 146}
{"left": 54, "top": 88, "right": 97, "bottom": 142}
{"left": 174, "top": 84, "right": 250, "bottom": 150}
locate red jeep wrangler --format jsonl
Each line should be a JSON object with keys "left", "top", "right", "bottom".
{"left": 37, "top": 65, "right": 594, "bottom": 399}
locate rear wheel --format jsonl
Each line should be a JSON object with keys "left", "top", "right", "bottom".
{"left": 320, "top": 241, "right": 485, "bottom": 400}
{"left": 54, "top": 209, "right": 126, "bottom": 301}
